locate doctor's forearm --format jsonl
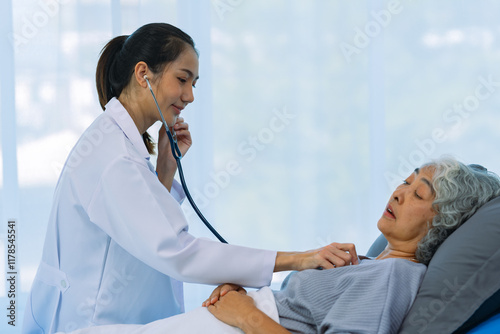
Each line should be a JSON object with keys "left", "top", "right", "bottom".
{"left": 275, "top": 243, "right": 359, "bottom": 272}
{"left": 274, "top": 252, "right": 303, "bottom": 272}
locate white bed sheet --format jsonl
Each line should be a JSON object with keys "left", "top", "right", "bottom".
{"left": 57, "top": 287, "right": 279, "bottom": 334}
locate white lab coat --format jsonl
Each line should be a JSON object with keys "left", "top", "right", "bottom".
{"left": 23, "top": 98, "right": 276, "bottom": 334}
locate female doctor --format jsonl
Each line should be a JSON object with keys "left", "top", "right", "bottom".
{"left": 23, "top": 23, "right": 357, "bottom": 334}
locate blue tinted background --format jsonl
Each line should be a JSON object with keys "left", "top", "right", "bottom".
{"left": 1, "top": 1, "right": 500, "bottom": 332}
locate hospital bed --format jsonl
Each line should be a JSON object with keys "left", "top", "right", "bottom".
{"left": 365, "top": 196, "right": 500, "bottom": 334}
{"left": 59, "top": 196, "right": 500, "bottom": 334}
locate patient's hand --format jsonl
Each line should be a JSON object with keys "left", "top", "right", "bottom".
{"left": 208, "top": 291, "right": 292, "bottom": 333}
{"left": 202, "top": 283, "right": 246, "bottom": 307}
{"left": 207, "top": 291, "right": 254, "bottom": 328}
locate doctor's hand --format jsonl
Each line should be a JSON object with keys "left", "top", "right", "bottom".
{"left": 274, "top": 242, "right": 359, "bottom": 272}
{"left": 202, "top": 283, "right": 246, "bottom": 307}
{"left": 156, "top": 117, "right": 192, "bottom": 191}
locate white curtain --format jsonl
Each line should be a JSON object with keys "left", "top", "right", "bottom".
{"left": 1, "top": 0, "right": 500, "bottom": 331}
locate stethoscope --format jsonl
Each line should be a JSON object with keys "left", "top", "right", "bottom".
{"left": 144, "top": 75, "right": 228, "bottom": 244}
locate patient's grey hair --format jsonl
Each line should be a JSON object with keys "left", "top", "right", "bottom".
{"left": 416, "top": 157, "right": 500, "bottom": 265}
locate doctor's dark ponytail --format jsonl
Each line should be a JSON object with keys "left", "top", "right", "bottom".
{"left": 95, "top": 23, "right": 197, "bottom": 154}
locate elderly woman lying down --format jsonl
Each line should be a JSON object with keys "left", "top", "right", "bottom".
{"left": 61, "top": 157, "right": 500, "bottom": 334}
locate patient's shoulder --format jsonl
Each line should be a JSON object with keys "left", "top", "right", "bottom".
{"left": 356, "top": 258, "right": 426, "bottom": 281}
{"left": 374, "top": 258, "right": 427, "bottom": 284}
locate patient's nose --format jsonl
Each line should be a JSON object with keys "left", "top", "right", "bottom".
{"left": 393, "top": 187, "right": 406, "bottom": 204}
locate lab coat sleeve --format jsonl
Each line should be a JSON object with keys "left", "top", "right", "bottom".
{"left": 170, "top": 179, "right": 185, "bottom": 204}
{"left": 86, "top": 155, "right": 276, "bottom": 288}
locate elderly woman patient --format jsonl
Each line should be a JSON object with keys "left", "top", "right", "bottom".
{"left": 63, "top": 157, "right": 500, "bottom": 334}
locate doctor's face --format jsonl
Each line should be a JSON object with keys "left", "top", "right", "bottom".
{"left": 377, "top": 166, "right": 437, "bottom": 252}
{"left": 151, "top": 47, "right": 199, "bottom": 126}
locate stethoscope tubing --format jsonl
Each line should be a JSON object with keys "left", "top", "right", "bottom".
{"left": 175, "top": 156, "right": 228, "bottom": 243}
{"left": 145, "top": 76, "right": 228, "bottom": 244}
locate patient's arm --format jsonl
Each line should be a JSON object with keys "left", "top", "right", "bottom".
{"left": 207, "top": 291, "right": 291, "bottom": 334}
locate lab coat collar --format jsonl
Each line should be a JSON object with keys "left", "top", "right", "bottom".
{"left": 105, "top": 97, "right": 151, "bottom": 160}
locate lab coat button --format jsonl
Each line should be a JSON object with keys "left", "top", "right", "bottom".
{"left": 61, "top": 280, "right": 67, "bottom": 288}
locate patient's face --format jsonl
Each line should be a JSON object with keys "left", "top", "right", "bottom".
{"left": 377, "top": 166, "right": 437, "bottom": 251}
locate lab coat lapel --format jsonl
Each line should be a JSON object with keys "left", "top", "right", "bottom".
{"left": 105, "top": 97, "right": 151, "bottom": 161}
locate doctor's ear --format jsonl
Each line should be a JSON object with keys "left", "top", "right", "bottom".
{"left": 134, "top": 61, "right": 150, "bottom": 88}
